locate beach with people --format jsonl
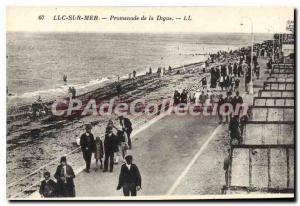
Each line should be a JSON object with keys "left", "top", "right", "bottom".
{"left": 6, "top": 32, "right": 276, "bottom": 198}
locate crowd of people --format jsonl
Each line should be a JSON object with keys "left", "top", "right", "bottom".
{"left": 38, "top": 39, "right": 281, "bottom": 198}
{"left": 39, "top": 115, "right": 142, "bottom": 197}
{"left": 172, "top": 44, "right": 266, "bottom": 146}
{"left": 220, "top": 40, "right": 281, "bottom": 189}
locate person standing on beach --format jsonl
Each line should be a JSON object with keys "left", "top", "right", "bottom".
{"left": 133, "top": 70, "right": 136, "bottom": 79}
{"left": 117, "top": 155, "right": 142, "bottom": 196}
{"left": 63, "top": 74, "right": 67, "bottom": 83}
{"left": 80, "top": 124, "right": 95, "bottom": 173}
{"left": 119, "top": 115, "right": 133, "bottom": 149}
{"left": 54, "top": 156, "right": 76, "bottom": 197}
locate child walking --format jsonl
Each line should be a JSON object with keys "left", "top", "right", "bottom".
{"left": 94, "top": 136, "right": 104, "bottom": 171}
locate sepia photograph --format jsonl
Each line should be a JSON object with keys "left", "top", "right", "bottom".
{"left": 5, "top": 6, "right": 295, "bottom": 200}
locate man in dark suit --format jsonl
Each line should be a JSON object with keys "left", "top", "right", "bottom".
{"left": 103, "top": 126, "right": 119, "bottom": 172}
{"left": 232, "top": 91, "right": 243, "bottom": 116}
{"left": 54, "top": 156, "right": 76, "bottom": 197}
{"left": 229, "top": 115, "right": 241, "bottom": 144}
{"left": 117, "top": 155, "right": 142, "bottom": 196}
{"left": 80, "top": 124, "right": 95, "bottom": 173}
{"left": 119, "top": 115, "right": 133, "bottom": 149}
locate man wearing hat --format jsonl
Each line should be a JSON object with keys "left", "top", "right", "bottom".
{"left": 103, "top": 126, "right": 119, "bottom": 172}
{"left": 116, "top": 155, "right": 142, "bottom": 196}
{"left": 119, "top": 115, "right": 133, "bottom": 149}
{"left": 80, "top": 124, "right": 95, "bottom": 173}
{"left": 54, "top": 156, "right": 76, "bottom": 197}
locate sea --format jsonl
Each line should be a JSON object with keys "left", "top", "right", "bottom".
{"left": 6, "top": 32, "right": 272, "bottom": 104}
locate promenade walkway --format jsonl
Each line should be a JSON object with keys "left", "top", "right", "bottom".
{"left": 28, "top": 57, "right": 273, "bottom": 199}
{"left": 72, "top": 62, "right": 261, "bottom": 198}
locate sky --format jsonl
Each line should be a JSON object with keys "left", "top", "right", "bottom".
{"left": 6, "top": 7, "right": 294, "bottom": 33}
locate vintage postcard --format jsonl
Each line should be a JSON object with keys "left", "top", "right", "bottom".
{"left": 6, "top": 7, "right": 295, "bottom": 200}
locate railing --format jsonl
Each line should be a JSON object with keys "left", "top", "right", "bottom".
{"left": 253, "top": 97, "right": 294, "bottom": 107}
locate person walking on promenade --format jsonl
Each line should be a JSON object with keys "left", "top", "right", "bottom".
{"left": 80, "top": 124, "right": 95, "bottom": 173}
{"left": 240, "top": 114, "right": 249, "bottom": 138}
{"left": 54, "top": 156, "right": 76, "bottom": 197}
{"left": 173, "top": 90, "right": 181, "bottom": 105}
{"left": 223, "top": 149, "right": 231, "bottom": 187}
{"left": 180, "top": 89, "right": 188, "bottom": 104}
{"left": 224, "top": 91, "right": 233, "bottom": 123}
{"left": 221, "top": 64, "right": 227, "bottom": 76}
{"left": 199, "top": 91, "right": 208, "bottom": 106}
{"left": 216, "top": 66, "right": 220, "bottom": 80}
{"left": 228, "top": 63, "right": 233, "bottom": 75}
{"left": 232, "top": 91, "right": 243, "bottom": 117}
{"left": 119, "top": 115, "right": 133, "bottom": 149}
{"left": 266, "top": 58, "right": 272, "bottom": 72}
{"left": 103, "top": 126, "right": 119, "bottom": 172}
{"left": 210, "top": 67, "right": 217, "bottom": 89}
{"left": 233, "top": 62, "right": 238, "bottom": 77}
{"left": 237, "top": 63, "right": 241, "bottom": 78}
{"left": 254, "top": 65, "right": 260, "bottom": 79}
{"left": 94, "top": 136, "right": 104, "bottom": 171}
{"left": 229, "top": 115, "right": 241, "bottom": 145}
{"left": 219, "top": 75, "right": 225, "bottom": 91}
{"left": 224, "top": 74, "right": 230, "bottom": 91}
{"left": 117, "top": 155, "right": 142, "bottom": 196}
{"left": 117, "top": 129, "right": 129, "bottom": 162}
{"left": 217, "top": 94, "right": 225, "bottom": 124}
{"left": 234, "top": 77, "right": 240, "bottom": 92}
{"left": 39, "top": 171, "right": 57, "bottom": 198}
